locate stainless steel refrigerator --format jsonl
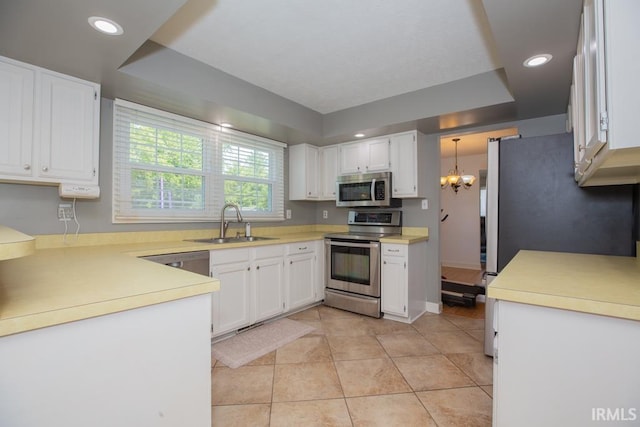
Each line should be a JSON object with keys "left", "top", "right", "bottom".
{"left": 483, "top": 132, "right": 635, "bottom": 356}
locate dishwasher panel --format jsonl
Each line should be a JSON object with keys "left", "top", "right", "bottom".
{"left": 141, "top": 251, "right": 210, "bottom": 277}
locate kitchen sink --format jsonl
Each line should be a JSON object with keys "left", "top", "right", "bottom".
{"left": 185, "top": 236, "right": 278, "bottom": 244}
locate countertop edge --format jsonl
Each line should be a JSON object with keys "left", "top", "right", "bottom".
{"left": 0, "top": 280, "right": 219, "bottom": 337}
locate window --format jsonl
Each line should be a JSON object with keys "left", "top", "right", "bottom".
{"left": 113, "top": 99, "right": 285, "bottom": 223}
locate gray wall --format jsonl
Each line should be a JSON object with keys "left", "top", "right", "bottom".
{"left": 0, "top": 98, "right": 316, "bottom": 235}
{"left": 1, "top": 103, "right": 633, "bottom": 252}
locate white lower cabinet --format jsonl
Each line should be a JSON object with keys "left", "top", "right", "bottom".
{"left": 252, "top": 245, "right": 285, "bottom": 323}
{"left": 493, "top": 300, "right": 640, "bottom": 426}
{"left": 285, "top": 241, "right": 317, "bottom": 311}
{"left": 211, "top": 248, "right": 252, "bottom": 337}
{"left": 381, "top": 241, "right": 427, "bottom": 323}
{"left": 212, "top": 242, "right": 323, "bottom": 338}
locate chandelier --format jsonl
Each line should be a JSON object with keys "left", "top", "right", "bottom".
{"left": 440, "top": 138, "right": 476, "bottom": 193}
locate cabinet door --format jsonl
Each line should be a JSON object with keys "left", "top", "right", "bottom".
{"left": 339, "top": 142, "right": 363, "bottom": 174}
{"left": 254, "top": 257, "right": 285, "bottom": 322}
{"left": 39, "top": 71, "right": 100, "bottom": 183}
{"left": 0, "top": 58, "right": 34, "bottom": 178}
{"left": 365, "top": 138, "right": 390, "bottom": 172}
{"left": 381, "top": 255, "right": 407, "bottom": 317}
{"left": 211, "top": 261, "right": 251, "bottom": 336}
{"left": 286, "top": 253, "right": 316, "bottom": 311}
{"left": 289, "top": 143, "right": 318, "bottom": 200}
{"left": 390, "top": 133, "right": 417, "bottom": 197}
{"left": 319, "top": 145, "right": 338, "bottom": 199}
{"left": 582, "top": 0, "right": 607, "bottom": 161}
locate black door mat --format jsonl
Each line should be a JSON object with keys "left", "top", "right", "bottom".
{"left": 441, "top": 280, "right": 485, "bottom": 307}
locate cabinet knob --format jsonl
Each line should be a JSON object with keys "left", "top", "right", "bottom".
{"left": 383, "top": 260, "right": 387, "bottom": 264}
{"left": 23, "top": 164, "right": 31, "bottom": 170}
{"left": 256, "top": 265, "right": 260, "bottom": 270}
{"left": 290, "top": 260, "right": 293, "bottom": 265}
{"left": 42, "top": 166, "right": 48, "bottom": 172}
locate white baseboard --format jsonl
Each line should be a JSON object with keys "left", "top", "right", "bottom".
{"left": 426, "top": 301, "right": 442, "bottom": 314}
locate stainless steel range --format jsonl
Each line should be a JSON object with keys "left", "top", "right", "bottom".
{"left": 324, "top": 210, "right": 402, "bottom": 318}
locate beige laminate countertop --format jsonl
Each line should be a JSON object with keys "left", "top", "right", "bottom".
{"left": 0, "top": 227, "right": 429, "bottom": 337}
{"left": 487, "top": 250, "right": 640, "bottom": 321}
{"left": 0, "top": 225, "right": 35, "bottom": 260}
{"left": 0, "top": 245, "right": 222, "bottom": 338}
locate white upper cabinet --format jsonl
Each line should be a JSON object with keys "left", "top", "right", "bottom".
{"left": 571, "top": 0, "right": 640, "bottom": 186}
{"left": 0, "top": 55, "right": 100, "bottom": 185}
{"left": 390, "top": 131, "right": 426, "bottom": 198}
{"left": 288, "top": 143, "right": 319, "bottom": 200}
{"left": 319, "top": 145, "right": 338, "bottom": 200}
{"left": 339, "top": 137, "right": 390, "bottom": 174}
{"left": 0, "top": 59, "right": 35, "bottom": 179}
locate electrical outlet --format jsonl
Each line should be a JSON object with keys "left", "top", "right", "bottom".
{"left": 58, "top": 203, "right": 74, "bottom": 221}
{"left": 421, "top": 199, "right": 429, "bottom": 210}
{"left": 286, "top": 209, "right": 292, "bottom": 219}
{"left": 322, "top": 210, "right": 328, "bottom": 219}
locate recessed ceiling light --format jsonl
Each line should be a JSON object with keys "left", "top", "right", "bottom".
{"left": 88, "top": 16, "right": 123, "bottom": 35}
{"left": 354, "top": 133, "right": 365, "bottom": 138}
{"left": 523, "top": 54, "right": 552, "bottom": 67}
{"left": 220, "top": 123, "right": 233, "bottom": 128}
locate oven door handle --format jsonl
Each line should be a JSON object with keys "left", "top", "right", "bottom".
{"left": 329, "top": 240, "right": 377, "bottom": 249}
{"left": 370, "top": 178, "right": 376, "bottom": 201}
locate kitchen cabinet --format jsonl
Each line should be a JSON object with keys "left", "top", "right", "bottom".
{"left": 339, "top": 137, "right": 390, "bottom": 174}
{"left": 285, "top": 241, "right": 317, "bottom": 311}
{"left": 492, "top": 300, "right": 640, "bottom": 426}
{"left": 570, "top": 0, "right": 640, "bottom": 186}
{"left": 252, "top": 245, "right": 285, "bottom": 322}
{"left": 0, "top": 58, "right": 35, "bottom": 179}
{"left": 381, "top": 241, "right": 428, "bottom": 323}
{"left": 288, "top": 143, "right": 319, "bottom": 200}
{"left": 0, "top": 55, "right": 100, "bottom": 185}
{"left": 210, "top": 248, "right": 252, "bottom": 337}
{"left": 389, "top": 131, "right": 427, "bottom": 198}
{"left": 319, "top": 145, "right": 339, "bottom": 200}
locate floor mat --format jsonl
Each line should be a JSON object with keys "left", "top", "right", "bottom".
{"left": 212, "top": 318, "right": 315, "bottom": 368}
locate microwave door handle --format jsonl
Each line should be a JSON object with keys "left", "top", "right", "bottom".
{"left": 370, "top": 178, "right": 376, "bottom": 201}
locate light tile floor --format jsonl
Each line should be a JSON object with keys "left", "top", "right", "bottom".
{"left": 211, "top": 304, "right": 492, "bottom": 426}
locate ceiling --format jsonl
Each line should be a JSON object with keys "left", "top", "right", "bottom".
{"left": 0, "top": 0, "right": 583, "bottom": 148}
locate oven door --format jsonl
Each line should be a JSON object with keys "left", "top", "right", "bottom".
{"left": 324, "top": 239, "right": 380, "bottom": 297}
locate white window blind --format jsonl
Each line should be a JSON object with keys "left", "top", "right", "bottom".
{"left": 113, "top": 99, "right": 285, "bottom": 223}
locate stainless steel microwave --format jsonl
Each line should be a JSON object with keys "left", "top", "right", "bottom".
{"left": 336, "top": 172, "right": 399, "bottom": 207}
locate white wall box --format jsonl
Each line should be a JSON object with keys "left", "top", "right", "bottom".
{"left": 285, "top": 241, "right": 317, "bottom": 311}
{"left": 339, "top": 137, "right": 390, "bottom": 174}
{"left": 381, "top": 241, "right": 428, "bottom": 323}
{"left": 390, "top": 131, "right": 427, "bottom": 198}
{"left": 570, "top": 0, "right": 640, "bottom": 186}
{"left": 288, "top": 143, "right": 319, "bottom": 200}
{"left": 0, "top": 55, "right": 100, "bottom": 185}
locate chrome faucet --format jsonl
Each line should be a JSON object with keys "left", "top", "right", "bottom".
{"left": 219, "top": 203, "right": 243, "bottom": 238}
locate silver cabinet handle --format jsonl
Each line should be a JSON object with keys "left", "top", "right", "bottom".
{"left": 42, "top": 166, "right": 49, "bottom": 172}
{"left": 23, "top": 164, "right": 31, "bottom": 170}
{"left": 299, "top": 246, "right": 307, "bottom": 251}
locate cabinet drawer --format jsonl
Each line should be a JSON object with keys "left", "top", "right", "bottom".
{"left": 210, "top": 248, "right": 250, "bottom": 265}
{"left": 382, "top": 244, "right": 407, "bottom": 257}
{"left": 286, "top": 241, "right": 315, "bottom": 255}
{"left": 252, "top": 244, "right": 285, "bottom": 260}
